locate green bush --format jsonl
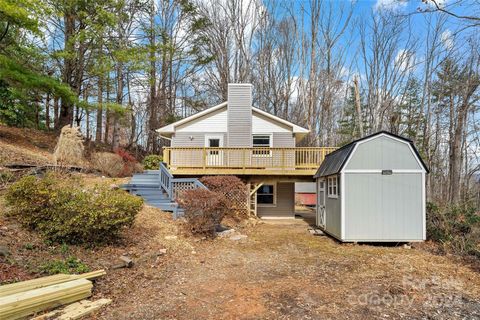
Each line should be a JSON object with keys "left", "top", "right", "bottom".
{"left": 427, "top": 202, "right": 480, "bottom": 257}
{"left": 142, "top": 154, "right": 163, "bottom": 170}
{"left": 5, "top": 173, "right": 143, "bottom": 244}
{"left": 40, "top": 256, "right": 90, "bottom": 275}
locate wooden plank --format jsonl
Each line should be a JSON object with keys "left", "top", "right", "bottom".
{"left": 0, "top": 270, "right": 105, "bottom": 298}
{"left": 0, "top": 275, "right": 74, "bottom": 298}
{"left": 249, "top": 182, "right": 264, "bottom": 196}
{"left": 0, "top": 279, "right": 92, "bottom": 319}
{"left": 32, "top": 298, "right": 111, "bottom": 320}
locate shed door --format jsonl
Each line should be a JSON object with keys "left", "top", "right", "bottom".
{"left": 316, "top": 179, "right": 326, "bottom": 228}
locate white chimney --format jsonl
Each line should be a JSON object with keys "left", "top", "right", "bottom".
{"left": 227, "top": 83, "right": 252, "bottom": 147}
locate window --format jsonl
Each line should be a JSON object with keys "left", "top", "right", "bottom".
{"left": 257, "top": 184, "right": 276, "bottom": 205}
{"left": 327, "top": 176, "right": 338, "bottom": 198}
{"left": 208, "top": 138, "right": 220, "bottom": 155}
{"left": 252, "top": 134, "right": 271, "bottom": 156}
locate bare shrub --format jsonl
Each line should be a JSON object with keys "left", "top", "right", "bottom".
{"left": 91, "top": 152, "right": 124, "bottom": 177}
{"left": 177, "top": 188, "right": 228, "bottom": 237}
{"left": 54, "top": 126, "right": 85, "bottom": 167}
{"left": 200, "top": 176, "right": 248, "bottom": 218}
{"left": 115, "top": 148, "right": 142, "bottom": 176}
{"left": 427, "top": 202, "right": 480, "bottom": 258}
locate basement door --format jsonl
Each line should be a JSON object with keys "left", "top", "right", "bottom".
{"left": 205, "top": 135, "right": 224, "bottom": 166}
{"left": 316, "top": 179, "right": 326, "bottom": 228}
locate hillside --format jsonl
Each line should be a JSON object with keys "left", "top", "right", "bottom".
{"left": 0, "top": 125, "right": 56, "bottom": 166}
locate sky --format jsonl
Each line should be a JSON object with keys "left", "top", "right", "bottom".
{"left": 279, "top": 0, "right": 475, "bottom": 83}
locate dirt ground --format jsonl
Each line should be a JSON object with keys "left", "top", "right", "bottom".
{"left": 3, "top": 199, "right": 480, "bottom": 320}
{"left": 1, "top": 126, "right": 479, "bottom": 319}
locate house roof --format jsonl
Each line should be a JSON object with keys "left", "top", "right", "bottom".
{"left": 156, "top": 102, "right": 309, "bottom": 135}
{"left": 314, "top": 131, "right": 429, "bottom": 178}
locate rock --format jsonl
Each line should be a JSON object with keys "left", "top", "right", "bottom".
{"left": 229, "top": 234, "right": 248, "bottom": 241}
{"left": 403, "top": 244, "right": 411, "bottom": 249}
{"left": 112, "top": 255, "right": 134, "bottom": 269}
{"left": 0, "top": 246, "right": 9, "bottom": 257}
{"left": 309, "top": 229, "right": 324, "bottom": 236}
{"left": 165, "top": 235, "right": 177, "bottom": 240}
{"left": 158, "top": 248, "right": 167, "bottom": 255}
{"left": 216, "top": 229, "right": 235, "bottom": 238}
{"left": 120, "top": 255, "right": 134, "bottom": 267}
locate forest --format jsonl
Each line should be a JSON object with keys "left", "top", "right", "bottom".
{"left": 1, "top": 0, "right": 479, "bottom": 206}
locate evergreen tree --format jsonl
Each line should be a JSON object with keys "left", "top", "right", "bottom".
{"left": 0, "top": 0, "right": 74, "bottom": 127}
{"left": 338, "top": 85, "right": 368, "bottom": 145}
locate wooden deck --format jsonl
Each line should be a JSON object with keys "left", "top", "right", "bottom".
{"left": 163, "top": 147, "right": 337, "bottom": 176}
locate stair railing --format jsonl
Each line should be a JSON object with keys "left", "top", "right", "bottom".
{"left": 159, "top": 162, "right": 173, "bottom": 199}
{"left": 160, "top": 162, "right": 208, "bottom": 202}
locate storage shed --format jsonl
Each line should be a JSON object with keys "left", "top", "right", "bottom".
{"left": 314, "top": 131, "right": 428, "bottom": 242}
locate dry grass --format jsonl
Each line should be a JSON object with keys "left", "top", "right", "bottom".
{"left": 90, "top": 152, "right": 125, "bottom": 177}
{"left": 0, "top": 125, "right": 55, "bottom": 166}
{"left": 53, "top": 126, "right": 85, "bottom": 167}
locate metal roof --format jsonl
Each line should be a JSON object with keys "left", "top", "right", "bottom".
{"left": 314, "top": 131, "right": 429, "bottom": 178}
{"left": 314, "top": 143, "right": 355, "bottom": 178}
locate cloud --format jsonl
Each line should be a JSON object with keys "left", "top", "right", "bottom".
{"left": 424, "top": 0, "right": 449, "bottom": 8}
{"left": 374, "top": 0, "right": 408, "bottom": 11}
{"left": 441, "top": 30, "right": 454, "bottom": 50}
{"left": 395, "top": 49, "right": 416, "bottom": 73}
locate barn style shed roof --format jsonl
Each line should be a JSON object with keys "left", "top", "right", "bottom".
{"left": 314, "top": 131, "right": 429, "bottom": 178}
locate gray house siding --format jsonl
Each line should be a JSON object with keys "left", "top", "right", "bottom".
{"left": 257, "top": 182, "right": 294, "bottom": 218}
{"left": 272, "top": 132, "right": 295, "bottom": 147}
{"left": 171, "top": 132, "right": 226, "bottom": 147}
{"left": 344, "top": 173, "right": 423, "bottom": 241}
{"left": 227, "top": 84, "right": 252, "bottom": 148}
{"left": 345, "top": 135, "right": 421, "bottom": 171}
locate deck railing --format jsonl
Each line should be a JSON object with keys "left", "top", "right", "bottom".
{"left": 163, "top": 147, "right": 337, "bottom": 173}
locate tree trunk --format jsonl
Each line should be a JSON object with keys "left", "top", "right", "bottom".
{"left": 45, "top": 93, "right": 50, "bottom": 129}
{"left": 146, "top": 0, "right": 157, "bottom": 153}
{"left": 112, "top": 61, "right": 123, "bottom": 150}
{"left": 353, "top": 76, "right": 364, "bottom": 137}
{"left": 53, "top": 97, "right": 59, "bottom": 127}
{"left": 57, "top": 11, "right": 76, "bottom": 130}
{"left": 96, "top": 74, "right": 103, "bottom": 142}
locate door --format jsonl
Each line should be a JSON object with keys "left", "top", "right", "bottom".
{"left": 205, "top": 135, "right": 224, "bottom": 166}
{"left": 316, "top": 179, "right": 326, "bottom": 228}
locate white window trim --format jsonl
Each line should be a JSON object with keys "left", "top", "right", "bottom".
{"left": 327, "top": 176, "right": 338, "bottom": 199}
{"left": 257, "top": 181, "right": 277, "bottom": 207}
{"left": 204, "top": 134, "right": 224, "bottom": 147}
{"left": 252, "top": 133, "right": 273, "bottom": 157}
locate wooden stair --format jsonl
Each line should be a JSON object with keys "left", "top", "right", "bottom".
{"left": 121, "top": 170, "right": 184, "bottom": 216}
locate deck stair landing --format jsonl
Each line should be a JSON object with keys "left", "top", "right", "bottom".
{"left": 122, "top": 170, "right": 182, "bottom": 216}
{"left": 123, "top": 165, "right": 208, "bottom": 218}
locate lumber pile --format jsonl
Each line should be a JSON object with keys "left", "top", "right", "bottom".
{"left": 32, "top": 298, "right": 112, "bottom": 320}
{"left": 0, "top": 270, "right": 108, "bottom": 320}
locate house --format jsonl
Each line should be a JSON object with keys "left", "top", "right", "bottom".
{"left": 295, "top": 182, "right": 316, "bottom": 206}
{"left": 156, "top": 83, "right": 336, "bottom": 218}
{"left": 314, "top": 131, "right": 428, "bottom": 242}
